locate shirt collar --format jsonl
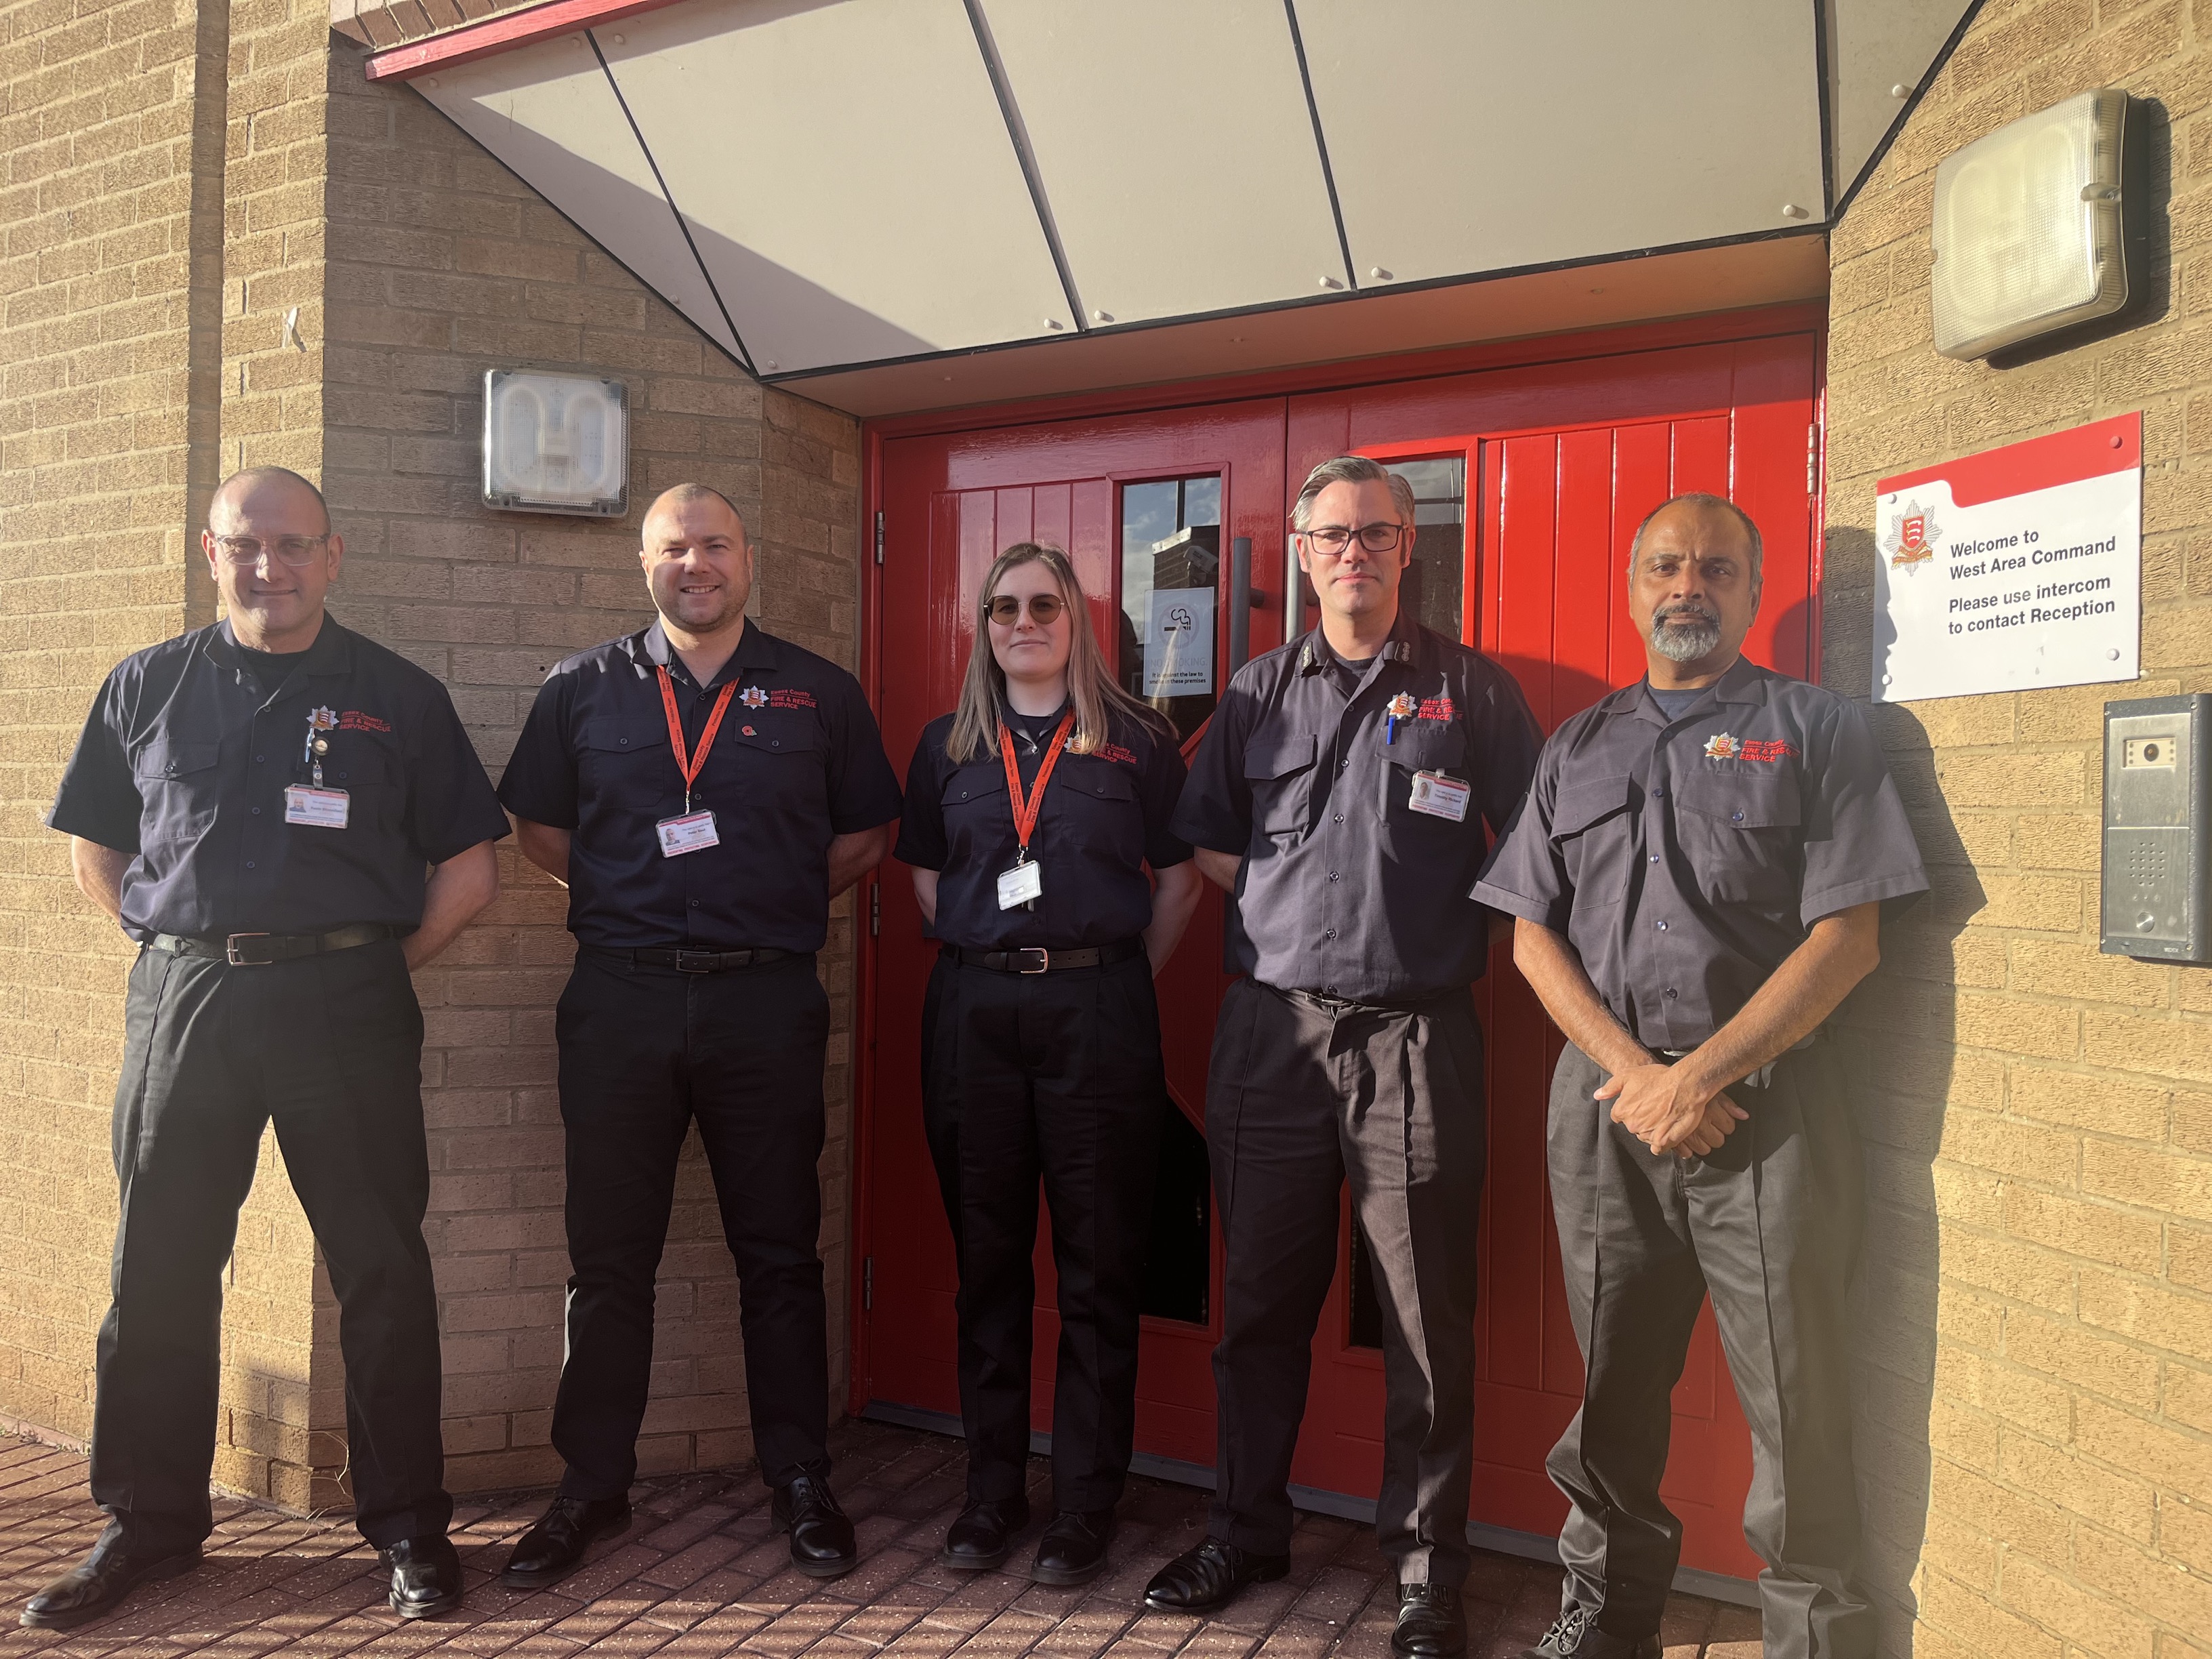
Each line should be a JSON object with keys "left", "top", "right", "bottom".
{"left": 1617, "top": 653, "right": 1771, "bottom": 725}
{"left": 1296, "top": 605, "right": 1424, "bottom": 678}
{"left": 636, "top": 617, "right": 775, "bottom": 687}
{"left": 208, "top": 613, "right": 353, "bottom": 678}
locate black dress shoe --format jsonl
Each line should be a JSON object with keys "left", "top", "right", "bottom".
{"left": 1141, "top": 1537, "right": 1290, "bottom": 1612}
{"left": 1393, "top": 1582, "right": 1466, "bottom": 1656}
{"left": 939, "top": 1496, "right": 1028, "bottom": 1570}
{"left": 771, "top": 1472, "right": 856, "bottom": 1579}
{"left": 379, "top": 1534, "right": 463, "bottom": 1619}
{"left": 1516, "top": 1605, "right": 1660, "bottom": 1658}
{"left": 20, "top": 1526, "right": 200, "bottom": 1629}
{"left": 1030, "top": 1509, "right": 1113, "bottom": 1585}
{"left": 499, "top": 1495, "right": 633, "bottom": 1588}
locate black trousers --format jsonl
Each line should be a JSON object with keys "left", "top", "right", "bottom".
{"left": 1545, "top": 1041, "right": 1871, "bottom": 1659}
{"left": 920, "top": 951, "right": 1165, "bottom": 1514}
{"left": 1204, "top": 977, "right": 1487, "bottom": 1589}
{"left": 550, "top": 949, "right": 832, "bottom": 1498}
{"left": 91, "top": 939, "right": 448, "bottom": 1555}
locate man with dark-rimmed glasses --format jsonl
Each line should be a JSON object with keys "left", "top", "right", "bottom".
{"left": 1155, "top": 455, "right": 1541, "bottom": 1656}
{"left": 30, "top": 466, "right": 508, "bottom": 1629}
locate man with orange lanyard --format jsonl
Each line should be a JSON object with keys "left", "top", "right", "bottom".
{"left": 497, "top": 484, "right": 901, "bottom": 1586}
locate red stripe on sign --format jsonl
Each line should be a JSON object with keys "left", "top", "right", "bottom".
{"left": 1877, "top": 412, "right": 2141, "bottom": 508}
{"left": 363, "top": 0, "right": 688, "bottom": 81}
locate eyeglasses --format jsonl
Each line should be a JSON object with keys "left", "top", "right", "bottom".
{"left": 987, "top": 592, "right": 1065, "bottom": 625}
{"left": 212, "top": 534, "right": 329, "bottom": 568}
{"left": 1302, "top": 522, "right": 1408, "bottom": 555}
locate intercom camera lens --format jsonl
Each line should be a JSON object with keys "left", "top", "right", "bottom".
{"left": 2145, "top": 742, "right": 2161, "bottom": 761}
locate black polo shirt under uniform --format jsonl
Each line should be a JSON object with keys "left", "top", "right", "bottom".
{"left": 47, "top": 615, "right": 511, "bottom": 941}
{"left": 896, "top": 701, "right": 1191, "bottom": 951}
{"left": 1473, "top": 654, "right": 1928, "bottom": 1050}
{"left": 1173, "top": 611, "right": 1542, "bottom": 1002}
{"left": 497, "top": 619, "right": 902, "bottom": 951}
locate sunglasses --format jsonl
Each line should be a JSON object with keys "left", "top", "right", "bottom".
{"left": 987, "top": 592, "right": 1065, "bottom": 625}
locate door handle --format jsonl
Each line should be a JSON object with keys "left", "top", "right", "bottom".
{"left": 1229, "top": 536, "right": 1256, "bottom": 671}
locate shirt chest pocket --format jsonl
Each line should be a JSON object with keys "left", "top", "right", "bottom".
{"left": 133, "top": 741, "right": 222, "bottom": 842}
{"left": 1244, "top": 731, "right": 1318, "bottom": 837}
{"left": 1375, "top": 721, "right": 1468, "bottom": 825}
{"left": 1051, "top": 758, "right": 1144, "bottom": 860}
{"left": 1553, "top": 775, "right": 1639, "bottom": 903}
{"left": 579, "top": 720, "right": 671, "bottom": 800}
{"left": 943, "top": 763, "right": 1012, "bottom": 857}
{"left": 722, "top": 722, "right": 827, "bottom": 815}
{"left": 1673, "top": 771, "right": 1803, "bottom": 905}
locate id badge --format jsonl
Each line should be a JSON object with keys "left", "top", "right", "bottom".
{"left": 996, "top": 858, "right": 1044, "bottom": 909}
{"left": 283, "top": 784, "right": 350, "bottom": 829}
{"left": 656, "top": 808, "right": 720, "bottom": 857}
{"left": 1408, "top": 771, "right": 1472, "bottom": 823}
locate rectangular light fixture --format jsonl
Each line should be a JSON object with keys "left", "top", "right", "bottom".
{"left": 482, "top": 369, "right": 630, "bottom": 516}
{"left": 1933, "top": 89, "right": 2131, "bottom": 361}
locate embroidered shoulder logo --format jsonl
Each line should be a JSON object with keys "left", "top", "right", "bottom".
{"left": 1704, "top": 732, "right": 1797, "bottom": 763}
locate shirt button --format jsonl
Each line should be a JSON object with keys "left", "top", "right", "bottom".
{"left": 1333, "top": 813, "right": 1345, "bottom": 824}
{"left": 1324, "top": 928, "right": 1337, "bottom": 939}
{"left": 1325, "top": 985, "right": 1338, "bottom": 995}
{"left": 1732, "top": 809, "right": 1746, "bottom": 823}
{"left": 1651, "top": 785, "right": 1666, "bottom": 799}
{"left": 689, "top": 899, "right": 699, "bottom": 908}
{"left": 245, "top": 861, "right": 255, "bottom": 869}
{"left": 255, "top": 756, "right": 264, "bottom": 764}
{"left": 1328, "top": 871, "right": 1340, "bottom": 882}
{"left": 1656, "top": 920, "right": 1668, "bottom": 930}
{"left": 1666, "top": 988, "right": 1679, "bottom": 999}
{"left": 1647, "top": 853, "right": 1659, "bottom": 864}
{"left": 1339, "top": 758, "right": 1349, "bottom": 770}
{"left": 617, "top": 737, "right": 630, "bottom": 747}
{"left": 251, "top": 806, "right": 261, "bottom": 815}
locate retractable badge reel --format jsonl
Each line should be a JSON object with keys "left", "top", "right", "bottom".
{"left": 998, "top": 712, "right": 1073, "bottom": 910}
{"left": 283, "top": 705, "right": 350, "bottom": 828}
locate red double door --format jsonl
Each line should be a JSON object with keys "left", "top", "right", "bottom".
{"left": 856, "top": 329, "right": 1820, "bottom": 1581}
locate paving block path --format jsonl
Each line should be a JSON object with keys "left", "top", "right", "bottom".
{"left": 0, "top": 1421, "right": 1760, "bottom": 1657}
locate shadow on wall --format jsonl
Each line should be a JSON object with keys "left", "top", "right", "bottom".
{"left": 1824, "top": 524, "right": 1971, "bottom": 1659}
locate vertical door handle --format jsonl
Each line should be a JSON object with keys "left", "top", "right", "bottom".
{"left": 1229, "top": 536, "right": 1254, "bottom": 671}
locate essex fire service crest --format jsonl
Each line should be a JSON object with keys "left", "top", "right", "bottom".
{"left": 1882, "top": 499, "right": 1939, "bottom": 569}
{"left": 739, "top": 686, "right": 769, "bottom": 710}
{"left": 1704, "top": 733, "right": 1740, "bottom": 760}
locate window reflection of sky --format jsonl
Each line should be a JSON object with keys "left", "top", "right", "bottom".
{"left": 1120, "top": 474, "right": 1223, "bottom": 739}
{"left": 1383, "top": 455, "right": 1467, "bottom": 641}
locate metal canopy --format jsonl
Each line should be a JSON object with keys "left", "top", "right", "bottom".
{"left": 360, "top": 0, "right": 1977, "bottom": 413}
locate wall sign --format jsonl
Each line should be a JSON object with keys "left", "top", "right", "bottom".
{"left": 1144, "top": 587, "right": 1215, "bottom": 696}
{"left": 1874, "top": 413, "right": 2141, "bottom": 703}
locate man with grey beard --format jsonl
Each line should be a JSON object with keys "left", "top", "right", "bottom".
{"left": 1473, "top": 493, "right": 1925, "bottom": 1659}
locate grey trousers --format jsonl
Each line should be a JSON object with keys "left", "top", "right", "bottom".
{"left": 1204, "top": 977, "right": 1487, "bottom": 1588}
{"left": 1545, "top": 1041, "right": 1872, "bottom": 1659}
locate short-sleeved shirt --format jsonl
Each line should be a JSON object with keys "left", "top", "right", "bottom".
{"left": 1172, "top": 611, "right": 1542, "bottom": 1003}
{"left": 498, "top": 619, "right": 901, "bottom": 952}
{"left": 1472, "top": 655, "right": 1928, "bottom": 1049}
{"left": 896, "top": 699, "right": 1191, "bottom": 951}
{"left": 47, "top": 616, "right": 510, "bottom": 943}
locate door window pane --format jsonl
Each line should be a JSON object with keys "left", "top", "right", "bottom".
{"left": 1383, "top": 455, "right": 1467, "bottom": 642}
{"left": 1120, "top": 475, "right": 1221, "bottom": 743}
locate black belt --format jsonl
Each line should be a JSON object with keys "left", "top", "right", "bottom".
{"left": 611, "top": 946, "right": 796, "bottom": 973}
{"left": 943, "top": 939, "right": 1144, "bottom": 975}
{"left": 150, "top": 922, "right": 398, "bottom": 966}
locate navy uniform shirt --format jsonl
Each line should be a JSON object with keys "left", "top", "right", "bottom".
{"left": 47, "top": 617, "right": 510, "bottom": 943}
{"left": 1172, "top": 611, "right": 1542, "bottom": 1003}
{"left": 896, "top": 700, "right": 1191, "bottom": 951}
{"left": 498, "top": 619, "right": 901, "bottom": 952}
{"left": 1473, "top": 655, "right": 1928, "bottom": 1050}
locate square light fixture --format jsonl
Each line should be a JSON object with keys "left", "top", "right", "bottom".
{"left": 1933, "top": 89, "right": 2132, "bottom": 361}
{"left": 482, "top": 369, "right": 629, "bottom": 516}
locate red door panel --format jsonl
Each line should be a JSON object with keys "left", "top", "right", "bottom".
{"left": 861, "top": 329, "right": 1818, "bottom": 1588}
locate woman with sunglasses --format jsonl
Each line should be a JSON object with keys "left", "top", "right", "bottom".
{"left": 894, "top": 541, "right": 1202, "bottom": 1586}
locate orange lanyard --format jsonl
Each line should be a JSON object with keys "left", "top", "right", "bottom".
{"left": 657, "top": 666, "right": 737, "bottom": 813}
{"left": 998, "top": 711, "right": 1075, "bottom": 859}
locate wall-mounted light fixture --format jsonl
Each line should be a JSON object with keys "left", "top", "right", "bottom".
{"left": 481, "top": 369, "right": 629, "bottom": 516}
{"left": 1933, "top": 89, "right": 2135, "bottom": 361}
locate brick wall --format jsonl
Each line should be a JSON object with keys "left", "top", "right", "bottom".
{"left": 0, "top": 0, "right": 865, "bottom": 1511}
{"left": 0, "top": 0, "right": 228, "bottom": 1449}
{"left": 1827, "top": 3, "right": 2212, "bottom": 1654}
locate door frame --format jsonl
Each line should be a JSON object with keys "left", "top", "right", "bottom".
{"left": 847, "top": 298, "right": 1830, "bottom": 1431}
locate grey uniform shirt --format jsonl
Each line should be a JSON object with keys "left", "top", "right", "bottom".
{"left": 1472, "top": 655, "right": 1927, "bottom": 1050}
{"left": 1174, "top": 611, "right": 1542, "bottom": 1004}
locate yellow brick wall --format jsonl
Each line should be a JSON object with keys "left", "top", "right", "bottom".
{"left": 1828, "top": 2, "right": 2212, "bottom": 1654}
{"left": 0, "top": 0, "right": 227, "bottom": 1448}
{"left": 1, "top": 0, "right": 863, "bottom": 1509}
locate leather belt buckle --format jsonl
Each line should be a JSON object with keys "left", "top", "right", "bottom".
{"left": 225, "top": 933, "right": 274, "bottom": 966}
{"left": 672, "top": 950, "right": 718, "bottom": 973}
{"left": 1016, "top": 947, "right": 1049, "bottom": 975}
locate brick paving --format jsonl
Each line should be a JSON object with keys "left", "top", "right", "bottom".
{"left": 0, "top": 1420, "right": 1760, "bottom": 1658}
